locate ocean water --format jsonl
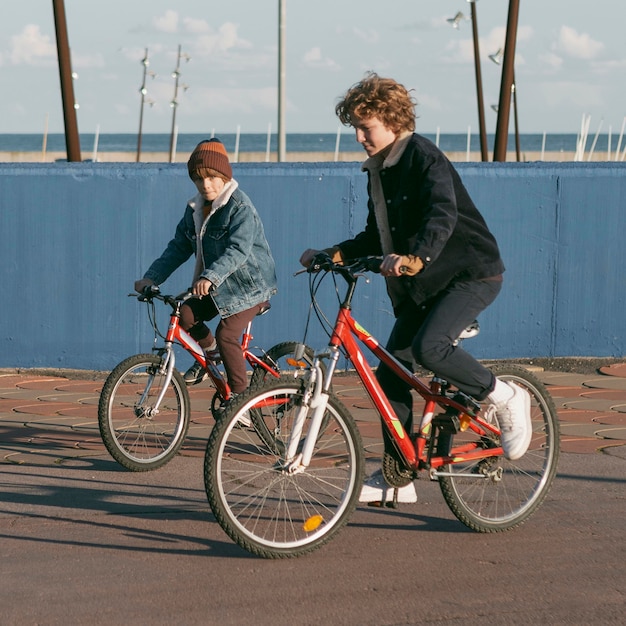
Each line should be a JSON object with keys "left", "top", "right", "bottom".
{"left": 0, "top": 132, "right": 619, "bottom": 154}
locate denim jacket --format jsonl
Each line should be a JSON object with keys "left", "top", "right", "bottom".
{"left": 143, "top": 180, "right": 277, "bottom": 317}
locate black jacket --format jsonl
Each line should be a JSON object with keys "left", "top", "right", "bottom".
{"left": 337, "top": 133, "right": 504, "bottom": 306}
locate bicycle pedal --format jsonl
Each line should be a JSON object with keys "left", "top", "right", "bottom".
{"left": 366, "top": 500, "right": 399, "bottom": 509}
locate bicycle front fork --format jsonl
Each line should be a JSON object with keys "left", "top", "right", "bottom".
{"left": 283, "top": 360, "right": 328, "bottom": 473}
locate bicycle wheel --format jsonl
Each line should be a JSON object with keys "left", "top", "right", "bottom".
{"left": 248, "top": 342, "right": 321, "bottom": 453}
{"left": 249, "top": 341, "right": 316, "bottom": 386}
{"left": 98, "top": 353, "right": 191, "bottom": 471}
{"left": 204, "top": 375, "right": 364, "bottom": 558}
{"left": 438, "top": 364, "right": 560, "bottom": 532}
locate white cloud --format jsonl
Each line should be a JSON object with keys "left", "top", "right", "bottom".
{"left": 10, "top": 24, "right": 56, "bottom": 65}
{"left": 303, "top": 47, "right": 339, "bottom": 70}
{"left": 153, "top": 10, "right": 179, "bottom": 34}
{"left": 556, "top": 26, "right": 604, "bottom": 60}
{"left": 193, "top": 22, "right": 252, "bottom": 57}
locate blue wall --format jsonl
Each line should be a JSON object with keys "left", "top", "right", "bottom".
{"left": 1, "top": 161, "right": 624, "bottom": 371}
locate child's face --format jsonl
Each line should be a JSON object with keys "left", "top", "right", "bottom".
{"left": 194, "top": 175, "right": 226, "bottom": 202}
{"left": 351, "top": 115, "right": 397, "bottom": 157}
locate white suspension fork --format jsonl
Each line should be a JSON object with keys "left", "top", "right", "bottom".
{"left": 140, "top": 345, "right": 176, "bottom": 413}
{"left": 284, "top": 361, "right": 328, "bottom": 470}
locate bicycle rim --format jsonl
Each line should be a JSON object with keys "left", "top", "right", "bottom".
{"left": 204, "top": 377, "right": 364, "bottom": 558}
{"left": 98, "top": 354, "right": 190, "bottom": 471}
{"left": 438, "top": 364, "right": 560, "bottom": 532}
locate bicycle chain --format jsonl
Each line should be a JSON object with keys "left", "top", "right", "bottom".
{"left": 381, "top": 452, "right": 415, "bottom": 487}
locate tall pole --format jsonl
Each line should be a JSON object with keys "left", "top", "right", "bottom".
{"left": 169, "top": 45, "right": 182, "bottom": 163}
{"left": 52, "top": 0, "right": 81, "bottom": 161}
{"left": 468, "top": 1, "right": 488, "bottom": 161}
{"left": 277, "top": 0, "right": 286, "bottom": 162}
{"left": 169, "top": 45, "right": 189, "bottom": 163}
{"left": 493, "top": 0, "right": 520, "bottom": 161}
{"left": 137, "top": 48, "right": 149, "bottom": 163}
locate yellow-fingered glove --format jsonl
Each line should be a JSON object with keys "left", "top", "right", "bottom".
{"left": 322, "top": 246, "right": 345, "bottom": 265}
{"left": 398, "top": 254, "right": 424, "bottom": 276}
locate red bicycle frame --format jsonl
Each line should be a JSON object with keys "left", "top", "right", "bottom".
{"left": 164, "top": 308, "right": 280, "bottom": 400}
{"left": 329, "top": 307, "right": 504, "bottom": 472}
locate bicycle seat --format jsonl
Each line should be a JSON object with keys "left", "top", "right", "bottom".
{"left": 454, "top": 320, "right": 480, "bottom": 344}
{"left": 257, "top": 303, "right": 272, "bottom": 316}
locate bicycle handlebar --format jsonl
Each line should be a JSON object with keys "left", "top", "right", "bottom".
{"left": 131, "top": 285, "right": 196, "bottom": 309}
{"left": 305, "top": 253, "right": 384, "bottom": 278}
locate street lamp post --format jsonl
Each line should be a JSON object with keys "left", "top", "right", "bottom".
{"left": 169, "top": 45, "right": 190, "bottom": 163}
{"left": 52, "top": 0, "right": 81, "bottom": 161}
{"left": 448, "top": 2, "right": 488, "bottom": 162}
{"left": 277, "top": 0, "right": 287, "bottom": 162}
{"left": 489, "top": 47, "right": 521, "bottom": 162}
{"left": 493, "top": 0, "right": 520, "bottom": 162}
{"left": 467, "top": 1, "right": 488, "bottom": 161}
{"left": 136, "top": 48, "right": 155, "bottom": 163}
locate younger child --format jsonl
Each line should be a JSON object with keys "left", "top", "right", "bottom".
{"left": 135, "top": 138, "right": 277, "bottom": 403}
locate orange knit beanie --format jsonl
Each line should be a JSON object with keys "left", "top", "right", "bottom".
{"left": 187, "top": 138, "right": 232, "bottom": 180}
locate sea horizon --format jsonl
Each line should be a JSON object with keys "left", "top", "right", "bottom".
{"left": 1, "top": 131, "right": 624, "bottom": 156}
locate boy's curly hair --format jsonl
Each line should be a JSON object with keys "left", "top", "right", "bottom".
{"left": 335, "top": 72, "right": 416, "bottom": 133}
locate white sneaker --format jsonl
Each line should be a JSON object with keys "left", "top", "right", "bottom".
{"left": 488, "top": 381, "right": 532, "bottom": 460}
{"left": 359, "top": 470, "right": 417, "bottom": 504}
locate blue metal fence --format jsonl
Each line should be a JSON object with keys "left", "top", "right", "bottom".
{"left": 1, "top": 161, "right": 624, "bottom": 371}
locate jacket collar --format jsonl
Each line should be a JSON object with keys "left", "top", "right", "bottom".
{"left": 189, "top": 178, "right": 239, "bottom": 233}
{"left": 362, "top": 131, "right": 413, "bottom": 173}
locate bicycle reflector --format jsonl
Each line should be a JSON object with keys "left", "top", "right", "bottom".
{"left": 286, "top": 357, "right": 307, "bottom": 368}
{"left": 303, "top": 514, "right": 324, "bottom": 532}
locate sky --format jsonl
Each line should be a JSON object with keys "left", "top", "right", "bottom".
{"left": 1, "top": 1, "right": 625, "bottom": 137}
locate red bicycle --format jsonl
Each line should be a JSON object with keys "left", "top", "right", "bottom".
{"left": 98, "top": 286, "right": 315, "bottom": 471}
{"left": 203, "top": 256, "right": 560, "bottom": 558}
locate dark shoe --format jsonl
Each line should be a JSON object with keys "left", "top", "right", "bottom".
{"left": 205, "top": 348, "right": 222, "bottom": 364}
{"left": 216, "top": 392, "right": 251, "bottom": 427}
{"left": 183, "top": 362, "right": 208, "bottom": 386}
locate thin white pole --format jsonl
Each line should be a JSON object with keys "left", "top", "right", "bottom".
{"left": 265, "top": 122, "right": 272, "bottom": 162}
{"left": 587, "top": 118, "right": 603, "bottom": 162}
{"left": 234, "top": 125, "right": 240, "bottom": 162}
{"left": 614, "top": 117, "right": 625, "bottom": 160}
{"left": 172, "top": 125, "right": 178, "bottom": 162}
{"left": 92, "top": 123, "right": 100, "bottom": 161}
{"left": 334, "top": 126, "right": 341, "bottom": 162}
{"left": 277, "top": 0, "right": 286, "bottom": 161}
{"left": 575, "top": 113, "right": 590, "bottom": 161}
{"left": 541, "top": 131, "right": 546, "bottom": 161}
{"left": 435, "top": 126, "right": 440, "bottom": 147}
{"left": 466, "top": 125, "right": 471, "bottom": 162}
{"left": 42, "top": 113, "right": 49, "bottom": 162}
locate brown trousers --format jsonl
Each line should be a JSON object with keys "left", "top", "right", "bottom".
{"left": 181, "top": 297, "right": 268, "bottom": 393}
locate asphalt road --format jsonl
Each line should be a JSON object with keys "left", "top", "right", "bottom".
{"left": 2, "top": 449, "right": 624, "bottom": 625}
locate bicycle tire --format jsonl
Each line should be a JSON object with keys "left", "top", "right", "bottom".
{"left": 249, "top": 341, "right": 317, "bottom": 386}
{"left": 98, "top": 353, "right": 191, "bottom": 471}
{"left": 248, "top": 341, "right": 320, "bottom": 453}
{"left": 438, "top": 364, "right": 560, "bottom": 532}
{"left": 204, "top": 375, "right": 364, "bottom": 559}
